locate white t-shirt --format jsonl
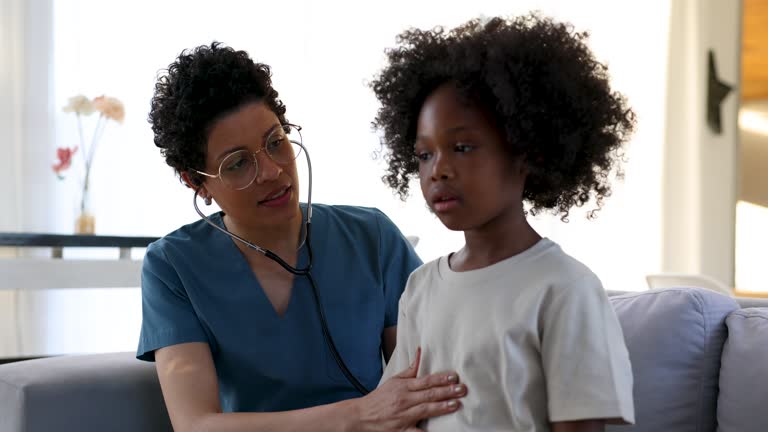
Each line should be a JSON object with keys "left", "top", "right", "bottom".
{"left": 381, "top": 238, "right": 634, "bottom": 431}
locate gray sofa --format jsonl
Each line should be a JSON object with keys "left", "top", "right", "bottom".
{"left": 1, "top": 287, "right": 767, "bottom": 432}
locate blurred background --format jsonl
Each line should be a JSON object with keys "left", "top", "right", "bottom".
{"left": 0, "top": 0, "right": 765, "bottom": 358}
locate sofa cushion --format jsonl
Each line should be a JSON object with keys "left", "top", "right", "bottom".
{"left": 0, "top": 352, "right": 172, "bottom": 432}
{"left": 735, "top": 297, "right": 768, "bottom": 309}
{"left": 717, "top": 308, "right": 768, "bottom": 432}
{"left": 606, "top": 288, "right": 738, "bottom": 432}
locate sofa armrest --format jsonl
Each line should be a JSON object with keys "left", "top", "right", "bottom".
{"left": 0, "top": 352, "right": 172, "bottom": 432}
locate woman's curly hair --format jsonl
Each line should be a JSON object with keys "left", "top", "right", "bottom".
{"left": 149, "top": 42, "right": 288, "bottom": 186}
{"left": 370, "top": 14, "right": 635, "bottom": 219}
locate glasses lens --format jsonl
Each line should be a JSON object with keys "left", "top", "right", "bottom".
{"left": 266, "top": 124, "right": 303, "bottom": 165}
{"left": 219, "top": 150, "right": 257, "bottom": 190}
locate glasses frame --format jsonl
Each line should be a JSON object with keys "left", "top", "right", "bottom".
{"left": 192, "top": 123, "right": 303, "bottom": 190}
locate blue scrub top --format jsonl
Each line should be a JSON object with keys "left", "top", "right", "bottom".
{"left": 137, "top": 204, "right": 422, "bottom": 412}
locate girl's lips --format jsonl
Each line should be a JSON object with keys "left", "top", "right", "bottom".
{"left": 429, "top": 185, "right": 462, "bottom": 213}
{"left": 433, "top": 197, "right": 460, "bottom": 212}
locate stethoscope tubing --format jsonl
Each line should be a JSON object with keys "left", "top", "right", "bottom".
{"left": 190, "top": 141, "right": 370, "bottom": 395}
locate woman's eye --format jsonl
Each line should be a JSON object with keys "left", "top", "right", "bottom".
{"left": 224, "top": 156, "right": 247, "bottom": 172}
{"left": 267, "top": 137, "right": 284, "bottom": 151}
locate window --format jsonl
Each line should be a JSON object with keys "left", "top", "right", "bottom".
{"left": 41, "top": 0, "right": 670, "bottom": 354}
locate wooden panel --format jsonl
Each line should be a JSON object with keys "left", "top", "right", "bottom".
{"left": 742, "top": 0, "right": 768, "bottom": 100}
{"left": 739, "top": 126, "right": 768, "bottom": 207}
{"left": 734, "top": 289, "right": 768, "bottom": 298}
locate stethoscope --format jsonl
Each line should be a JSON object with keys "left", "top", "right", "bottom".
{"left": 192, "top": 138, "right": 370, "bottom": 395}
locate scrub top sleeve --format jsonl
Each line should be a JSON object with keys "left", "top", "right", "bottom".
{"left": 137, "top": 243, "right": 211, "bottom": 362}
{"left": 373, "top": 209, "right": 423, "bottom": 328}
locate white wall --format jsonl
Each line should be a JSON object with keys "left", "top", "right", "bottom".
{"left": 52, "top": 0, "right": 671, "bottom": 271}
{"left": 662, "top": 0, "right": 742, "bottom": 286}
{"left": 3, "top": 0, "right": 671, "bottom": 356}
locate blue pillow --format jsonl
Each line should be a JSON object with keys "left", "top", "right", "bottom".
{"left": 607, "top": 288, "right": 738, "bottom": 432}
{"left": 717, "top": 308, "right": 768, "bottom": 432}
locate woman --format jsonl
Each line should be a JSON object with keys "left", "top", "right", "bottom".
{"left": 137, "top": 42, "right": 465, "bottom": 431}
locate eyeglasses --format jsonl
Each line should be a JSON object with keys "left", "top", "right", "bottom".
{"left": 193, "top": 124, "right": 303, "bottom": 190}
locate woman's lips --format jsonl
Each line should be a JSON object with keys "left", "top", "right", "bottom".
{"left": 259, "top": 186, "right": 292, "bottom": 207}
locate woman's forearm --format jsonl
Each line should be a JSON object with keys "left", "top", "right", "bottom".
{"left": 156, "top": 343, "right": 463, "bottom": 432}
{"left": 191, "top": 398, "right": 358, "bottom": 432}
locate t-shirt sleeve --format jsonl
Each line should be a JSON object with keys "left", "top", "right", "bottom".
{"left": 136, "top": 243, "right": 211, "bottom": 362}
{"left": 374, "top": 209, "right": 423, "bottom": 328}
{"left": 540, "top": 274, "right": 635, "bottom": 424}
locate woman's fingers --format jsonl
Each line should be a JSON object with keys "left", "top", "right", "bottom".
{"left": 395, "top": 346, "right": 422, "bottom": 379}
{"left": 381, "top": 346, "right": 466, "bottom": 428}
{"left": 407, "top": 370, "right": 460, "bottom": 392}
{"left": 402, "top": 399, "right": 462, "bottom": 423}
{"left": 408, "top": 381, "right": 467, "bottom": 406}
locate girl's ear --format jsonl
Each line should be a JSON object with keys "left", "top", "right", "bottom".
{"left": 522, "top": 159, "right": 531, "bottom": 176}
{"left": 514, "top": 154, "right": 530, "bottom": 176}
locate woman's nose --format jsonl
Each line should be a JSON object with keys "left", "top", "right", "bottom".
{"left": 255, "top": 152, "right": 282, "bottom": 183}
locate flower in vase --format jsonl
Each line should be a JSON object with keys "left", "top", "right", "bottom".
{"left": 56, "top": 93, "right": 125, "bottom": 233}
{"left": 62, "top": 95, "right": 96, "bottom": 116}
{"left": 52, "top": 146, "right": 78, "bottom": 179}
{"left": 93, "top": 96, "right": 125, "bottom": 124}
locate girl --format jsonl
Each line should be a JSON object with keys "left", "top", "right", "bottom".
{"left": 371, "top": 14, "right": 635, "bottom": 432}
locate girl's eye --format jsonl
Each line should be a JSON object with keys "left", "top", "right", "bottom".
{"left": 416, "top": 151, "right": 432, "bottom": 161}
{"left": 455, "top": 143, "right": 474, "bottom": 153}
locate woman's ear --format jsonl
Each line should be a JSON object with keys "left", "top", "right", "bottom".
{"left": 181, "top": 172, "right": 214, "bottom": 205}
{"left": 180, "top": 171, "right": 202, "bottom": 189}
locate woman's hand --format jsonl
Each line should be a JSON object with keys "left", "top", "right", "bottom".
{"left": 350, "top": 348, "right": 466, "bottom": 432}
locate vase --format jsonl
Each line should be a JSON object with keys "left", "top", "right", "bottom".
{"left": 75, "top": 211, "right": 95, "bottom": 235}
{"left": 74, "top": 185, "right": 95, "bottom": 235}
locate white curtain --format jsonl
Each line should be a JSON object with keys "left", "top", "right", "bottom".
{"left": 0, "top": 0, "right": 24, "bottom": 356}
{"left": 0, "top": 0, "right": 58, "bottom": 357}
